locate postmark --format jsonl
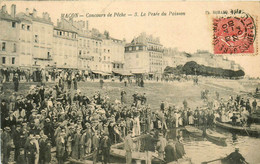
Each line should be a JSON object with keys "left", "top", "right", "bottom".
{"left": 213, "top": 13, "right": 256, "bottom": 54}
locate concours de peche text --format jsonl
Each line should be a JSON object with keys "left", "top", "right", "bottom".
{"left": 61, "top": 11, "right": 185, "bottom": 19}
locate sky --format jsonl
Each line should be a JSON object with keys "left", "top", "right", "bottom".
{"left": 2, "top": 1, "right": 260, "bottom": 77}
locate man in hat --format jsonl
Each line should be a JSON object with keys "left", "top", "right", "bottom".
{"left": 79, "top": 129, "right": 86, "bottom": 160}
{"left": 100, "top": 133, "right": 111, "bottom": 164}
{"left": 156, "top": 133, "right": 167, "bottom": 160}
{"left": 85, "top": 123, "right": 92, "bottom": 155}
{"left": 175, "top": 136, "right": 185, "bottom": 160}
{"left": 56, "top": 130, "right": 66, "bottom": 164}
{"left": 2, "top": 127, "right": 12, "bottom": 164}
{"left": 92, "top": 131, "right": 100, "bottom": 164}
{"left": 44, "top": 140, "right": 52, "bottom": 164}
{"left": 124, "top": 130, "right": 133, "bottom": 164}
{"left": 39, "top": 135, "right": 48, "bottom": 164}
{"left": 13, "top": 73, "right": 19, "bottom": 92}
{"left": 165, "top": 139, "right": 177, "bottom": 163}
{"left": 27, "top": 135, "right": 37, "bottom": 164}
{"left": 72, "top": 127, "right": 81, "bottom": 160}
{"left": 17, "top": 148, "right": 26, "bottom": 164}
{"left": 224, "top": 147, "right": 246, "bottom": 164}
{"left": 13, "top": 124, "right": 22, "bottom": 162}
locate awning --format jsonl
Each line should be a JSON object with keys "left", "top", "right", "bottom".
{"left": 113, "top": 70, "right": 133, "bottom": 76}
{"left": 91, "top": 70, "right": 111, "bottom": 76}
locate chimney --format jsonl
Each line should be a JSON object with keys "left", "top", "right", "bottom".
{"left": 42, "top": 12, "right": 45, "bottom": 19}
{"left": 26, "top": 8, "right": 29, "bottom": 16}
{"left": 11, "top": 4, "right": 16, "bottom": 17}
{"left": 1, "top": 5, "right": 7, "bottom": 13}
{"left": 33, "top": 8, "right": 37, "bottom": 17}
{"left": 57, "top": 19, "right": 60, "bottom": 26}
{"left": 86, "top": 20, "right": 89, "bottom": 31}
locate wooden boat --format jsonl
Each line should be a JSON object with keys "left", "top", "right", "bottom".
{"left": 110, "top": 147, "right": 192, "bottom": 164}
{"left": 248, "top": 114, "right": 260, "bottom": 123}
{"left": 185, "top": 125, "right": 203, "bottom": 137}
{"left": 206, "top": 129, "right": 227, "bottom": 146}
{"left": 215, "top": 121, "right": 260, "bottom": 137}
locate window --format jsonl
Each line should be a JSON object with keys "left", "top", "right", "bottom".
{"left": 117, "top": 64, "right": 119, "bottom": 68}
{"left": 108, "top": 49, "right": 110, "bottom": 53}
{"left": 34, "top": 35, "right": 38, "bottom": 43}
{"left": 2, "top": 42, "right": 6, "bottom": 51}
{"left": 104, "top": 56, "right": 106, "bottom": 60}
{"left": 108, "top": 57, "right": 110, "bottom": 61}
{"left": 113, "top": 64, "right": 115, "bottom": 68}
{"left": 2, "top": 57, "right": 6, "bottom": 64}
{"left": 22, "top": 24, "right": 25, "bottom": 29}
{"left": 136, "top": 54, "right": 139, "bottom": 58}
{"left": 27, "top": 25, "right": 30, "bottom": 31}
{"left": 12, "top": 22, "right": 16, "bottom": 28}
{"left": 79, "top": 50, "right": 82, "bottom": 55}
{"left": 13, "top": 43, "right": 16, "bottom": 52}
{"left": 12, "top": 57, "right": 15, "bottom": 64}
{"left": 104, "top": 49, "right": 106, "bottom": 53}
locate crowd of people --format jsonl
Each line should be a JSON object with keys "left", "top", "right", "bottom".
{"left": 1, "top": 69, "right": 259, "bottom": 164}
{"left": 0, "top": 78, "right": 165, "bottom": 164}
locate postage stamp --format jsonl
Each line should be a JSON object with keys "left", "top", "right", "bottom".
{"left": 213, "top": 14, "right": 257, "bottom": 54}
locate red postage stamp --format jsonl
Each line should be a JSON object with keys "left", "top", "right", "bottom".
{"left": 213, "top": 15, "right": 256, "bottom": 54}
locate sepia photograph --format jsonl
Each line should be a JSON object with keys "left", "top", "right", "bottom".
{"left": 0, "top": 1, "right": 260, "bottom": 164}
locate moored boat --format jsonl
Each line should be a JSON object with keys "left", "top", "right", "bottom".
{"left": 206, "top": 129, "right": 227, "bottom": 146}
{"left": 215, "top": 121, "right": 260, "bottom": 137}
{"left": 110, "top": 147, "right": 192, "bottom": 164}
{"left": 185, "top": 125, "right": 203, "bottom": 137}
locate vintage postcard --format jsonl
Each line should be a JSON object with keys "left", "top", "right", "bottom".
{"left": 0, "top": 1, "right": 260, "bottom": 164}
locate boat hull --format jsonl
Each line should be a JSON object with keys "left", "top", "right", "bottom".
{"left": 185, "top": 125, "right": 203, "bottom": 137}
{"left": 215, "top": 121, "right": 260, "bottom": 137}
{"left": 206, "top": 129, "right": 227, "bottom": 146}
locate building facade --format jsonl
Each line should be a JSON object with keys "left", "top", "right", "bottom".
{"left": 53, "top": 27, "right": 78, "bottom": 69}
{"left": 125, "top": 33, "right": 163, "bottom": 78}
{"left": 0, "top": 5, "right": 19, "bottom": 67}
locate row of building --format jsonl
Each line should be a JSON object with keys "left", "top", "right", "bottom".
{"left": 0, "top": 4, "right": 242, "bottom": 79}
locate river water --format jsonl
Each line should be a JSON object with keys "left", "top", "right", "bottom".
{"left": 180, "top": 128, "right": 260, "bottom": 164}
{"left": 134, "top": 127, "right": 260, "bottom": 164}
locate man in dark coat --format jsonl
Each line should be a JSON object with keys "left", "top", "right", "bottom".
{"left": 100, "top": 134, "right": 111, "bottom": 164}
{"left": 92, "top": 131, "right": 100, "bottom": 164}
{"left": 165, "top": 139, "right": 177, "bottom": 163}
{"left": 17, "top": 148, "right": 26, "bottom": 164}
{"left": 223, "top": 147, "right": 246, "bottom": 164}
{"left": 1, "top": 99, "right": 9, "bottom": 126}
{"left": 27, "top": 136, "right": 37, "bottom": 164}
{"left": 56, "top": 131, "right": 66, "bottom": 164}
{"left": 72, "top": 128, "right": 81, "bottom": 160}
{"left": 175, "top": 136, "right": 186, "bottom": 160}
{"left": 39, "top": 135, "right": 48, "bottom": 164}
{"left": 13, "top": 124, "right": 22, "bottom": 162}
{"left": 13, "top": 73, "right": 19, "bottom": 92}
{"left": 2, "top": 127, "right": 12, "bottom": 164}
{"left": 44, "top": 140, "right": 52, "bottom": 164}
